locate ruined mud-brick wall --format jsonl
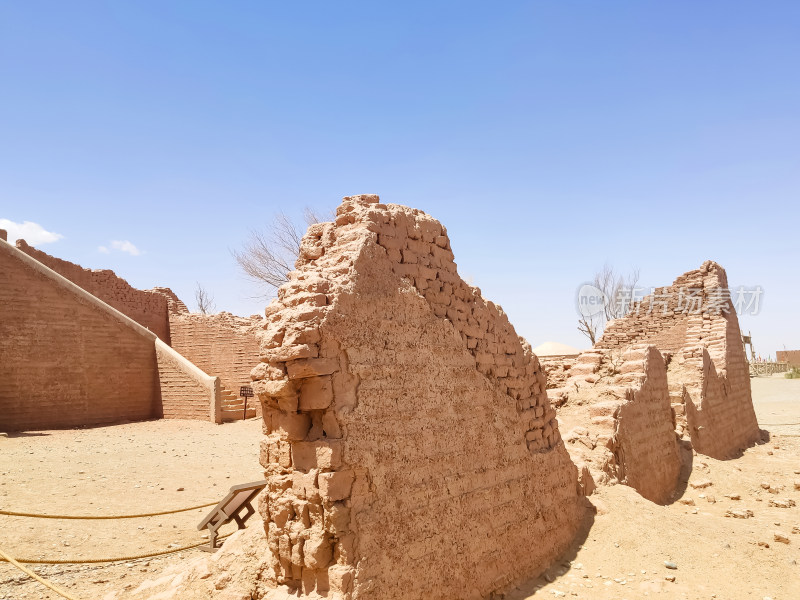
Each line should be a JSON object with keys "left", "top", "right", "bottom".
{"left": 15, "top": 239, "right": 171, "bottom": 342}
{"left": 538, "top": 355, "right": 578, "bottom": 392}
{"left": 595, "top": 261, "right": 759, "bottom": 459}
{"left": 666, "top": 343, "right": 757, "bottom": 459}
{"left": 558, "top": 346, "right": 681, "bottom": 503}
{"left": 155, "top": 341, "right": 220, "bottom": 421}
{"left": 0, "top": 240, "right": 159, "bottom": 431}
{"left": 594, "top": 268, "right": 703, "bottom": 354}
{"left": 596, "top": 261, "right": 742, "bottom": 370}
{"left": 149, "top": 286, "right": 190, "bottom": 314}
{"left": 776, "top": 350, "right": 800, "bottom": 368}
{"left": 252, "top": 195, "right": 582, "bottom": 600}
{"left": 169, "top": 311, "right": 263, "bottom": 418}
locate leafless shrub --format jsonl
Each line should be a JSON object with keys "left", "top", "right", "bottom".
{"left": 577, "top": 315, "right": 599, "bottom": 346}
{"left": 232, "top": 208, "right": 334, "bottom": 298}
{"left": 578, "top": 264, "right": 640, "bottom": 345}
{"left": 195, "top": 282, "right": 216, "bottom": 314}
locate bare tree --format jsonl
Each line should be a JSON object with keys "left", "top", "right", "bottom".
{"left": 195, "top": 282, "right": 216, "bottom": 314}
{"left": 577, "top": 264, "right": 640, "bottom": 345}
{"left": 232, "top": 208, "right": 333, "bottom": 298}
{"left": 577, "top": 314, "right": 599, "bottom": 346}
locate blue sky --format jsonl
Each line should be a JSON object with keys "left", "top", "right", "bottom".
{"left": 1, "top": 1, "right": 798, "bottom": 355}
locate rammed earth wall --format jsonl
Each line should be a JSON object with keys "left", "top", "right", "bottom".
{"left": 252, "top": 195, "right": 582, "bottom": 600}
{"left": 15, "top": 239, "right": 171, "bottom": 342}
{"left": 595, "top": 261, "right": 760, "bottom": 459}
{"left": 0, "top": 239, "right": 219, "bottom": 430}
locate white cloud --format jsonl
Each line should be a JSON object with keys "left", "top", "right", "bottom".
{"left": 98, "top": 240, "right": 142, "bottom": 256}
{"left": 0, "top": 218, "right": 63, "bottom": 245}
{"left": 112, "top": 240, "right": 142, "bottom": 255}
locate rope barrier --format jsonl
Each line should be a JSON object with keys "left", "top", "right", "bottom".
{"left": 0, "top": 501, "right": 217, "bottom": 520}
{"left": 0, "top": 532, "right": 234, "bottom": 565}
{"left": 0, "top": 545, "right": 82, "bottom": 600}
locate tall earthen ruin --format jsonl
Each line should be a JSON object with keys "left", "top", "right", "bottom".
{"left": 594, "top": 261, "right": 761, "bottom": 459}
{"left": 251, "top": 195, "right": 584, "bottom": 599}
{"left": 543, "top": 261, "right": 762, "bottom": 503}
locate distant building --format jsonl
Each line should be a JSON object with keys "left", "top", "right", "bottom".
{"left": 777, "top": 350, "right": 800, "bottom": 368}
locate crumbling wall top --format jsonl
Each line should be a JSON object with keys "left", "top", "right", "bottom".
{"left": 595, "top": 260, "right": 742, "bottom": 374}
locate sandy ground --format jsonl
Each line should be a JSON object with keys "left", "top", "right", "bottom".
{"left": 513, "top": 374, "right": 800, "bottom": 600}
{"left": 751, "top": 375, "right": 800, "bottom": 437}
{"left": 1, "top": 376, "right": 799, "bottom": 600}
{"left": 0, "top": 419, "right": 264, "bottom": 600}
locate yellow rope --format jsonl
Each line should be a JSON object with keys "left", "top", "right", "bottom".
{"left": 0, "top": 532, "right": 235, "bottom": 565}
{"left": 0, "top": 501, "right": 217, "bottom": 520}
{"left": 0, "top": 545, "right": 82, "bottom": 600}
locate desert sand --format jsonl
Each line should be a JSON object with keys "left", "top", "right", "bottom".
{"left": 0, "top": 419, "right": 263, "bottom": 600}
{"left": 1, "top": 376, "right": 799, "bottom": 600}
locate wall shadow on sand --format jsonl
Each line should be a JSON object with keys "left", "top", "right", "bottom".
{"left": 503, "top": 496, "right": 596, "bottom": 599}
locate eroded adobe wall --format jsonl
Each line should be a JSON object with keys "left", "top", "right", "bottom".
{"left": 594, "top": 261, "right": 745, "bottom": 379}
{"left": 539, "top": 355, "right": 578, "bottom": 396}
{"left": 613, "top": 346, "right": 682, "bottom": 502}
{"left": 169, "top": 312, "right": 262, "bottom": 403}
{"left": 252, "top": 195, "right": 582, "bottom": 600}
{"left": 0, "top": 240, "right": 159, "bottom": 431}
{"left": 149, "top": 286, "right": 190, "bottom": 314}
{"left": 15, "top": 239, "right": 171, "bottom": 342}
{"left": 594, "top": 267, "right": 706, "bottom": 354}
{"left": 668, "top": 345, "right": 759, "bottom": 459}
{"left": 556, "top": 346, "right": 681, "bottom": 503}
{"left": 595, "top": 261, "right": 760, "bottom": 459}
{"left": 155, "top": 341, "right": 220, "bottom": 421}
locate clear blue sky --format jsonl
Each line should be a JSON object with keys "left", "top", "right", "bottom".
{"left": 1, "top": 1, "right": 798, "bottom": 356}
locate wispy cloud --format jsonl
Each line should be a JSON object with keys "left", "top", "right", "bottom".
{"left": 0, "top": 218, "right": 63, "bottom": 245}
{"left": 98, "top": 240, "right": 142, "bottom": 256}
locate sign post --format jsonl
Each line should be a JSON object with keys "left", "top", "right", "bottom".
{"left": 197, "top": 480, "right": 268, "bottom": 551}
{"left": 239, "top": 385, "right": 254, "bottom": 420}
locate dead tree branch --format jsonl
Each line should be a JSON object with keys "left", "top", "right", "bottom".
{"left": 232, "top": 208, "right": 334, "bottom": 298}
{"left": 195, "top": 282, "right": 216, "bottom": 314}
{"left": 577, "top": 264, "right": 640, "bottom": 345}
